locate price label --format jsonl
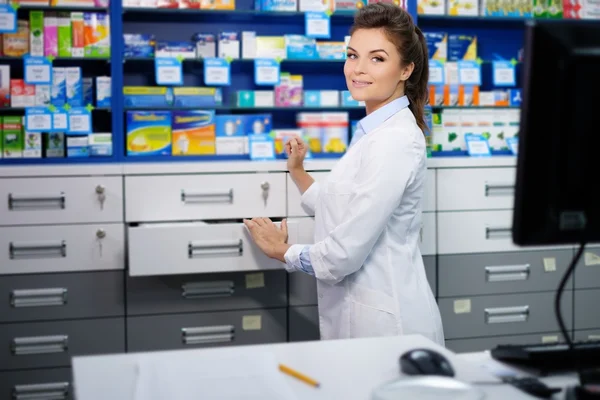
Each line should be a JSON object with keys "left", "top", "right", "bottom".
{"left": 249, "top": 134, "right": 275, "bottom": 161}
{"left": 506, "top": 137, "right": 518, "bottom": 155}
{"left": 254, "top": 59, "right": 280, "bottom": 86}
{"left": 155, "top": 58, "right": 183, "bottom": 86}
{"left": 24, "top": 56, "right": 52, "bottom": 85}
{"left": 428, "top": 60, "right": 445, "bottom": 85}
{"left": 25, "top": 108, "right": 53, "bottom": 132}
{"left": 52, "top": 111, "right": 69, "bottom": 131}
{"left": 492, "top": 60, "right": 516, "bottom": 87}
{"left": 0, "top": 5, "right": 17, "bottom": 33}
{"left": 305, "top": 12, "right": 330, "bottom": 39}
{"left": 457, "top": 60, "right": 481, "bottom": 86}
{"left": 465, "top": 133, "right": 491, "bottom": 157}
{"left": 204, "top": 58, "right": 230, "bottom": 86}
{"left": 67, "top": 107, "right": 92, "bottom": 134}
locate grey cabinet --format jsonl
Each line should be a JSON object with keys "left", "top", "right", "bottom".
{"left": 0, "top": 368, "right": 73, "bottom": 400}
{"left": 289, "top": 306, "right": 319, "bottom": 342}
{"left": 289, "top": 273, "right": 318, "bottom": 307}
{"left": 424, "top": 256, "right": 436, "bottom": 296}
{"left": 447, "top": 332, "right": 566, "bottom": 353}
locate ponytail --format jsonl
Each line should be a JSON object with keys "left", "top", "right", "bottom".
{"left": 406, "top": 26, "right": 430, "bottom": 134}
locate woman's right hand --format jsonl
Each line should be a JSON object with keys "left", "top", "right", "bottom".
{"left": 285, "top": 137, "right": 308, "bottom": 171}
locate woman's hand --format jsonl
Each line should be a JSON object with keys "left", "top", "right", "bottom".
{"left": 285, "top": 137, "right": 308, "bottom": 172}
{"left": 243, "top": 218, "right": 290, "bottom": 262}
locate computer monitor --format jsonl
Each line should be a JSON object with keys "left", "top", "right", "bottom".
{"left": 512, "top": 19, "right": 600, "bottom": 247}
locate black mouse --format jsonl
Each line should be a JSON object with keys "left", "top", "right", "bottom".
{"left": 399, "top": 348, "right": 455, "bottom": 377}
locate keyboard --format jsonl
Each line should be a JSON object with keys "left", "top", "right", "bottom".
{"left": 491, "top": 340, "right": 600, "bottom": 375}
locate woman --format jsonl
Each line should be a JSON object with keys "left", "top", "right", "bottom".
{"left": 243, "top": 3, "right": 445, "bottom": 346}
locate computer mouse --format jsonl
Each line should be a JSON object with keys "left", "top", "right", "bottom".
{"left": 399, "top": 348, "right": 455, "bottom": 377}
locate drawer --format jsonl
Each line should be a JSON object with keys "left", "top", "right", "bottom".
{"left": 575, "top": 246, "right": 600, "bottom": 289}
{"left": 574, "top": 329, "right": 600, "bottom": 341}
{"left": 438, "top": 291, "right": 573, "bottom": 340}
{"left": 424, "top": 255, "right": 437, "bottom": 296}
{"left": 0, "top": 368, "right": 73, "bottom": 400}
{"left": 0, "top": 176, "right": 122, "bottom": 226}
{"left": 438, "top": 249, "right": 574, "bottom": 297}
{"left": 126, "top": 270, "right": 287, "bottom": 316}
{"left": 0, "top": 224, "right": 125, "bottom": 275}
{"left": 128, "top": 221, "right": 298, "bottom": 276}
{"left": 289, "top": 306, "right": 320, "bottom": 342}
{"left": 0, "top": 271, "right": 124, "bottom": 323}
{"left": 420, "top": 212, "right": 436, "bottom": 256}
{"left": 0, "top": 318, "right": 124, "bottom": 371}
{"left": 127, "top": 308, "right": 287, "bottom": 352}
{"left": 289, "top": 273, "right": 318, "bottom": 306}
{"left": 574, "top": 289, "right": 600, "bottom": 330}
{"left": 125, "top": 173, "right": 286, "bottom": 222}
{"left": 446, "top": 332, "right": 566, "bottom": 354}
{"left": 437, "top": 167, "right": 515, "bottom": 211}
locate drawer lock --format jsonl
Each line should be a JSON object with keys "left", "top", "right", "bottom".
{"left": 485, "top": 305, "right": 530, "bottom": 324}
{"left": 8, "top": 193, "right": 66, "bottom": 210}
{"left": 10, "top": 288, "right": 68, "bottom": 308}
{"left": 12, "top": 382, "right": 70, "bottom": 400}
{"left": 181, "top": 325, "right": 235, "bottom": 345}
{"left": 9, "top": 240, "right": 67, "bottom": 260}
{"left": 181, "top": 281, "right": 235, "bottom": 299}
{"left": 485, "top": 264, "right": 531, "bottom": 282}
{"left": 11, "top": 335, "right": 69, "bottom": 355}
{"left": 188, "top": 239, "right": 243, "bottom": 258}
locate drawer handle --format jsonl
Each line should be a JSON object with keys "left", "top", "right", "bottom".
{"left": 188, "top": 239, "right": 243, "bottom": 258}
{"left": 181, "top": 189, "right": 234, "bottom": 204}
{"left": 484, "top": 184, "right": 514, "bottom": 197}
{"left": 182, "top": 325, "right": 235, "bottom": 345}
{"left": 8, "top": 193, "right": 66, "bottom": 210}
{"left": 13, "top": 382, "right": 70, "bottom": 400}
{"left": 9, "top": 241, "right": 67, "bottom": 259}
{"left": 10, "top": 288, "right": 68, "bottom": 308}
{"left": 485, "top": 306, "right": 529, "bottom": 324}
{"left": 182, "top": 281, "right": 235, "bottom": 299}
{"left": 11, "top": 335, "right": 69, "bottom": 355}
{"left": 485, "top": 264, "right": 531, "bottom": 282}
{"left": 485, "top": 227, "right": 512, "bottom": 240}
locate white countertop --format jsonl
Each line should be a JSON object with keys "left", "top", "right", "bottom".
{"left": 0, "top": 156, "right": 517, "bottom": 177}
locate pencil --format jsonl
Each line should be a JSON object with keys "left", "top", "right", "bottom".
{"left": 278, "top": 363, "right": 321, "bottom": 388}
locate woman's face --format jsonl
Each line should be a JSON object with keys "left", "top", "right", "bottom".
{"left": 344, "top": 28, "right": 411, "bottom": 113}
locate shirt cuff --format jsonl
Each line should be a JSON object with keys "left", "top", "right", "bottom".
{"left": 284, "top": 244, "right": 312, "bottom": 274}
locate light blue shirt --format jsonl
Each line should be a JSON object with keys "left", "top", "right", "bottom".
{"left": 289, "top": 96, "right": 411, "bottom": 276}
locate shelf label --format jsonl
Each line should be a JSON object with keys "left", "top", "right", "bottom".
{"left": 67, "top": 107, "right": 92, "bottom": 134}
{"left": 249, "top": 134, "right": 275, "bottom": 161}
{"left": 305, "top": 12, "right": 330, "bottom": 39}
{"left": 506, "top": 137, "right": 518, "bottom": 155}
{"left": 492, "top": 60, "right": 516, "bottom": 87}
{"left": 52, "top": 109, "right": 69, "bottom": 131}
{"left": 428, "top": 60, "right": 445, "bottom": 85}
{"left": 465, "top": 133, "right": 491, "bottom": 157}
{"left": 155, "top": 57, "right": 183, "bottom": 86}
{"left": 204, "top": 58, "right": 230, "bottom": 86}
{"left": 25, "top": 107, "right": 53, "bottom": 132}
{"left": 0, "top": 5, "right": 17, "bottom": 33}
{"left": 457, "top": 60, "right": 481, "bottom": 86}
{"left": 254, "top": 59, "right": 280, "bottom": 86}
{"left": 24, "top": 56, "right": 52, "bottom": 85}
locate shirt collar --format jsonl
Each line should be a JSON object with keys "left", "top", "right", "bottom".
{"left": 357, "top": 96, "right": 410, "bottom": 135}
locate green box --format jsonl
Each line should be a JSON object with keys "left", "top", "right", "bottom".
{"left": 57, "top": 12, "right": 72, "bottom": 58}
{"left": 237, "top": 90, "right": 255, "bottom": 107}
{"left": 3, "top": 116, "right": 23, "bottom": 158}
{"left": 29, "top": 11, "right": 44, "bottom": 57}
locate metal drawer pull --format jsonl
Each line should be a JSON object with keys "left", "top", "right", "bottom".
{"left": 182, "top": 325, "right": 235, "bottom": 345}
{"left": 188, "top": 239, "right": 243, "bottom": 258}
{"left": 13, "top": 382, "right": 70, "bottom": 400}
{"left": 485, "top": 227, "right": 512, "bottom": 240}
{"left": 485, "top": 264, "right": 531, "bottom": 282}
{"left": 181, "top": 189, "right": 233, "bottom": 204}
{"left": 11, "top": 335, "right": 69, "bottom": 355}
{"left": 9, "top": 241, "right": 67, "bottom": 259}
{"left": 182, "top": 281, "right": 235, "bottom": 299}
{"left": 485, "top": 305, "right": 529, "bottom": 324}
{"left": 484, "top": 184, "right": 514, "bottom": 197}
{"left": 10, "top": 288, "right": 68, "bottom": 308}
{"left": 8, "top": 193, "right": 66, "bottom": 210}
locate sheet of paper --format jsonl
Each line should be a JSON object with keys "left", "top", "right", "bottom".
{"left": 133, "top": 352, "right": 298, "bottom": 400}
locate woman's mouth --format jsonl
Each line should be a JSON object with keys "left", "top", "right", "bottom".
{"left": 352, "top": 80, "right": 372, "bottom": 88}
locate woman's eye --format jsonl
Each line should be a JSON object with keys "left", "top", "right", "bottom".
{"left": 372, "top": 57, "right": 384, "bottom": 63}
{"left": 347, "top": 53, "right": 357, "bottom": 59}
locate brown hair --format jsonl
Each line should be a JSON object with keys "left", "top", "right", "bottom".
{"left": 350, "top": 3, "right": 430, "bottom": 133}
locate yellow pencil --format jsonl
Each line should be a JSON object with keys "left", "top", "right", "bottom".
{"left": 278, "top": 363, "right": 321, "bottom": 388}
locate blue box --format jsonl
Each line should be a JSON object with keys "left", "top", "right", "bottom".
{"left": 173, "top": 87, "right": 223, "bottom": 108}
{"left": 243, "top": 114, "right": 272, "bottom": 135}
{"left": 123, "top": 87, "right": 173, "bottom": 108}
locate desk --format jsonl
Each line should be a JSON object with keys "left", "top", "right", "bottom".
{"left": 71, "top": 334, "right": 551, "bottom": 400}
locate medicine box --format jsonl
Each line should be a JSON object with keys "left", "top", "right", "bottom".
{"left": 124, "top": 86, "right": 173, "bottom": 108}
{"left": 52, "top": 67, "right": 66, "bottom": 106}
{"left": 96, "top": 76, "right": 111, "bottom": 107}
{"left": 29, "top": 11, "right": 44, "bottom": 57}
{"left": 218, "top": 32, "right": 240, "bottom": 59}
{"left": 3, "top": 116, "right": 24, "bottom": 158}
{"left": 237, "top": 90, "right": 275, "bottom": 107}
{"left": 448, "top": 35, "right": 477, "bottom": 61}
{"left": 44, "top": 12, "right": 58, "bottom": 57}
{"left": 172, "top": 87, "right": 222, "bottom": 108}
{"left": 57, "top": 12, "right": 72, "bottom": 57}
{"left": 0, "top": 66, "right": 9, "bottom": 107}
{"left": 66, "top": 135, "right": 89, "bottom": 157}
{"left": 171, "top": 110, "right": 216, "bottom": 155}
{"left": 71, "top": 12, "right": 85, "bottom": 58}
{"left": 244, "top": 114, "right": 272, "bottom": 135}
{"left": 215, "top": 114, "right": 246, "bottom": 155}
{"left": 45, "top": 132, "right": 65, "bottom": 157}
{"left": 424, "top": 32, "right": 447, "bottom": 62}
{"left": 66, "top": 67, "right": 83, "bottom": 106}
{"left": 304, "top": 90, "right": 339, "bottom": 107}
{"left": 126, "top": 110, "right": 172, "bottom": 156}
{"left": 23, "top": 131, "right": 42, "bottom": 158}
{"left": 89, "top": 132, "right": 113, "bottom": 156}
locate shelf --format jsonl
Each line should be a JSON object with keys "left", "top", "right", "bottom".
{"left": 0, "top": 56, "right": 110, "bottom": 63}
{"left": 16, "top": 4, "right": 108, "bottom": 12}
{"left": 123, "top": 105, "right": 364, "bottom": 111}
{"left": 0, "top": 107, "right": 111, "bottom": 112}
{"left": 123, "top": 57, "right": 345, "bottom": 63}
{"left": 0, "top": 157, "right": 116, "bottom": 166}
{"left": 417, "top": 14, "right": 531, "bottom": 23}
{"left": 123, "top": 152, "right": 343, "bottom": 163}
{"left": 430, "top": 105, "right": 520, "bottom": 109}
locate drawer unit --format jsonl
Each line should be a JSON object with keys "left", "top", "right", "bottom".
{"left": 0, "top": 368, "right": 73, "bottom": 400}
{"left": 437, "top": 167, "right": 516, "bottom": 211}
{"left": 128, "top": 221, "right": 298, "bottom": 276}
{"left": 446, "top": 332, "right": 565, "bottom": 354}
{"left": 575, "top": 246, "right": 600, "bottom": 289}
{"left": 438, "top": 249, "right": 574, "bottom": 298}
{"left": 286, "top": 169, "right": 436, "bottom": 217}
{"left": 126, "top": 270, "right": 287, "bottom": 316}
{"left": 424, "top": 255, "right": 437, "bottom": 296}
{"left": 420, "top": 212, "right": 436, "bottom": 256}
{"left": 438, "top": 291, "right": 573, "bottom": 340}
{"left": 0, "top": 224, "right": 125, "bottom": 275}
{"left": 289, "top": 306, "right": 320, "bottom": 342}
{"left": 0, "top": 271, "right": 124, "bottom": 323}
{"left": 574, "top": 289, "right": 600, "bottom": 331}
{"left": 0, "top": 317, "right": 124, "bottom": 371}
{"left": 125, "top": 173, "right": 286, "bottom": 222}
{"left": 0, "top": 176, "right": 123, "bottom": 226}
{"left": 574, "top": 329, "right": 600, "bottom": 341}
{"left": 289, "top": 273, "right": 318, "bottom": 307}
{"left": 127, "top": 308, "right": 287, "bottom": 352}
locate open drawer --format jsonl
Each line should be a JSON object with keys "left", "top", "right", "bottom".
{"left": 128, "top": 221, "right": 299, "bottom": 276}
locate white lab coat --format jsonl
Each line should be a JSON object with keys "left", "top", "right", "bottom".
{"left": 300, "top": 107, "right": 445, "bottom": 346}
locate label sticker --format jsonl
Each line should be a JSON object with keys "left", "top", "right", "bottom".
{"left": 242, "top": 315, "right": 262, "bottom": 331}
{"left": 245, "top": 272, "right": 265, "bottom": 289}
{"left": 453, "top": 299, "right": 472, "bottom": 314}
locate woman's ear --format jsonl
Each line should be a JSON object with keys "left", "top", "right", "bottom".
{"left": 401, "top": 62, "right": 415, "bottom": 82}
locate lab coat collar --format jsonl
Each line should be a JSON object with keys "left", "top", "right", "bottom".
{"left": 358, "top": 96, "right": 410, "bottom": 135}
